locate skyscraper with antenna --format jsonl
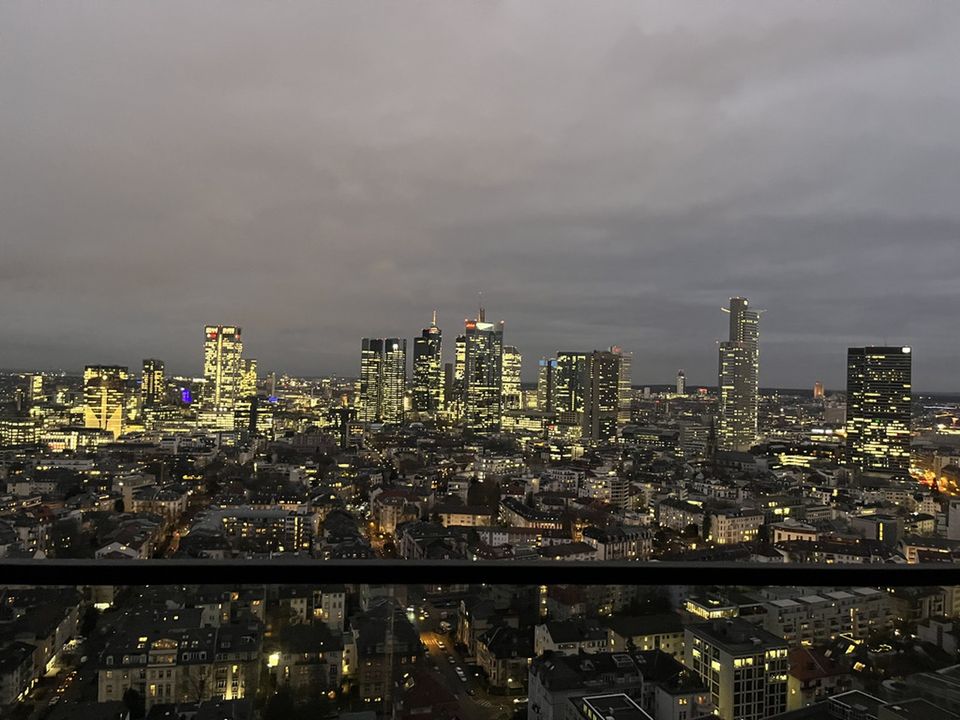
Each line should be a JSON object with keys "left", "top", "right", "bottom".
{"left": 412, "top": 310, "right": 443, "bottom": 415}
{"left": 463, "top": 303, "right": 504, "bottom": 433}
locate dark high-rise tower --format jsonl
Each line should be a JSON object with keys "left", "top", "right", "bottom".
{"left": 717, "top": 297, "right": 760, "bottom": 451}
{"left": 412, "top": 311, "right": 443, "bottom": 415}
{"left": 141, "top": 358, "right": 165, "bottom": 408}
{"left": 845, "top": 346, "right": 912, "bottom": 475}
{"left": 554, "top": 350, "right": 629, "bottom": 442}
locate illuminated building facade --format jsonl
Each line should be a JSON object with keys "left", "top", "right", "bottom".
{"left": 501, "top": 345, "right": 522, "bottom": 412}
{"left": 140, "top": 358, "right": 165, "bottom": 408}
{"left": 717, "top": 297, "right": 760, "bottom": 451}
{"left": 26, "top": 374, "right": 45, "bottom": 404}
{"left": 555, "top": 352, "right": 588, "bottom": 428}
{"left": 813, "top": 380, "right": 824, "bottom": 399}
{"left": 463, "top": 308, "right": 504, "bottom": 433}
{"left": 445, "top": 333, "right": 467, "bottom": 420}
{"left": 83, "top": 365, "right": 129, "bottom": 439}
{"left": 537, "top": 358, "right": 557, "bottom": 412}
{"left": 359, "top": 338, "right": 407, "bottom": 424}
{"left": 555, "top": 350, "right": 629, "bottom": 441}
{"left": 240, "top": 358, "right": 258, "bottom": 398}
{"left": 201, "top": 325, "right": 244, "bottom": 429}
{"left": 845, "top": 346, "right": 912, "bottom": 474}
{"left": 611, "top": 345, "right": 632, "bottom": 425}
{"left": 586, "top": 350, "right": 622, "bottom": 442}
{"left": 686, "top": 619, "right": 788, "bottom": 720}
{"left": 677, "top": 369, "right": 686, "bottom": 396}
{"left": 412, "top": 312, "right": 443, "bottom": 414}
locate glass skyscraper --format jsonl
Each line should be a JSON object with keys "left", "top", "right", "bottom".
{"left": 463, "top": 308, "right": 504, "bottom": 434}
{"left": 359, "top": 338, "right": 407, "bottom": 424}
{"left": 845, "top": 346, "right": 912, "bottom": 474}
{"left": 201, "top": 325, "right": 244, "bottom": 430}
{"left": 717, "top": 297, "right": 760, "bottom": 451}
{"left": 412, "top": 312, "right": 443, "bottom": 415}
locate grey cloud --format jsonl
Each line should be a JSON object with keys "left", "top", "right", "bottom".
{"left": 0, "top": 1, "right": 958, "bottom": 389}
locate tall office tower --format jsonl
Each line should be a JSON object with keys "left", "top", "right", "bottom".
{"left": 537, "top": 358, "right": 558, "bottom": 412}
{"left": 585, "top": 350, "right": 622, "bottom": 442}
{"left": 240, "top": 358, "right": 258, "bottom": 398}
{"left": 443, "top": 362, "right": 455, "bottom": 413}
{"left": 501, "top": 345, "right": 522, "bottom": 412}
{"left": 443, "top": 334, "right": 467, "bottom": 420}
{"left": 359, "top": 338, "right": 407, "bottom": 423}
{"left": 412, "top": 312, "right": 443, "bottom": 414}
{"left": 26, "top": 374, "right": 45, "bottom": 404}
{"left": 83, "top": 365, "right": 129, "bottom": 439}
{"left": 813, "top": 380, "right": 824, "bottom": 399}
{"left": 555, "top": 351, "right": 627, "bottom": 441}
{"left": 845, "top": 346, "right": 912, "bottom": 475}
{"left": 610, "top": 346, "right": 632, "bottom": 425}
{"left": 140, "top": 359, "right": 165, "bottom": 411}
{"left": 717, "top": 297, "right": 760, "bottom": 451}
{"left": 463, "top": 308, "right": 504, "bottom": 433}
{"left": 677, "top": 369, "right": 686, "bottom": 396}
{"left": 555, "top": 352, "right": 588, "bottom": 427}
{"left": 201, "top": 325, "right": 244, "bottom": 428}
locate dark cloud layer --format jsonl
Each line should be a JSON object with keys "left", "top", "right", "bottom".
{"left": 1, "top": 2, "right": 958, "bottom": 388}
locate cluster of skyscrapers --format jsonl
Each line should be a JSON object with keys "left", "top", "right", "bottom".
{"left": 361, "top": 307, "right": 633, "bottom": 442}
{"left": 78, "top": 325, "right": 266, "bottom": 440}
{"left": 66, "top": 296, "right": 916, "bottom": 478}
{"left": 354, "top": 296, "right": 915, "bottom": 474}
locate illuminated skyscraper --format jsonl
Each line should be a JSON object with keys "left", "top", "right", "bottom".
{"left": 555, "top": 350, "right": 629, "bottom": 441}
{"left": 240, "top": 358, "right": 258, "bottom": 398}
{"left": 83, "top": 365, "right": 129, "bottom": 439}
{"left": 610, "top": 345, "right": 632, "bottom": 425}
{"left": 845, "top": 346, "right": 912, "bottom": 475}
{"left": 813, "top": 380, "right": 824, "bottom": 399}
{"left": 141, "top": 359, "right": 165, "bottom": 408}
{"left": 555, "top": 352, "right": 588, "bottom": 427}
{"left": 201, "top": 325, "right": 244, "bottom": 429}
{"left": 537, "top": 358, "right": 557, "bottom": 412}
{"left": 586, "top": 350, "right": 622, "bottom": 442}
{"left": 717, "top": 297, "right": 760, "bottom": 451}
{"left": 359, "top": 338, "right": 407, "bottom": 423}
{"left": 26, "top": 374, "right": 45, "bottom": 404}
{"left": 412, "top": 312, "right": 443, "bottom": 414}
{"left": 463, "top": 308, "right": 504, "bottom": 433}
{"left": 502, "top": 345, "right": 522, "bottom": 412}
{"left": 676, "top": 370, "right": 686, "bottom": 396}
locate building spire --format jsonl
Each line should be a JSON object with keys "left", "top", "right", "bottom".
{"left": 478, "top": 291, "right": 485, "bottom": 322}
{"left": 431, "top": 309, "right": 437, "bottom": 327}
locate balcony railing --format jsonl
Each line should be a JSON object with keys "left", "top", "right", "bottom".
{"left": 1, "top": 558, "right": 958, "bottom": 586}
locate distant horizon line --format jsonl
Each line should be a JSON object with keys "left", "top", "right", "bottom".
{"left": 1, "top": 367, "right": 956, "bottom": 398}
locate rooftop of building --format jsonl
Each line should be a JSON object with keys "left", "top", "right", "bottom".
{"left": 687, "top": 618, "right": 787, "bottom": 654}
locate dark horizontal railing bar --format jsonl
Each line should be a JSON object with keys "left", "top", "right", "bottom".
{"left": 0, "top": 560, "right": 957, "bottom": 587}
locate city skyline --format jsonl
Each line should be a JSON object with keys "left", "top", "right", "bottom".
{"left": 0, "top": 306, "right": 934, "bottom": 394}
{"left": 2, "top": 3, "right": 959, "bottom": 387}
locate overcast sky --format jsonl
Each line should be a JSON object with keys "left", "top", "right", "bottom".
{"left": 1, "top": 2, "right": 958, "bottom": 389}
